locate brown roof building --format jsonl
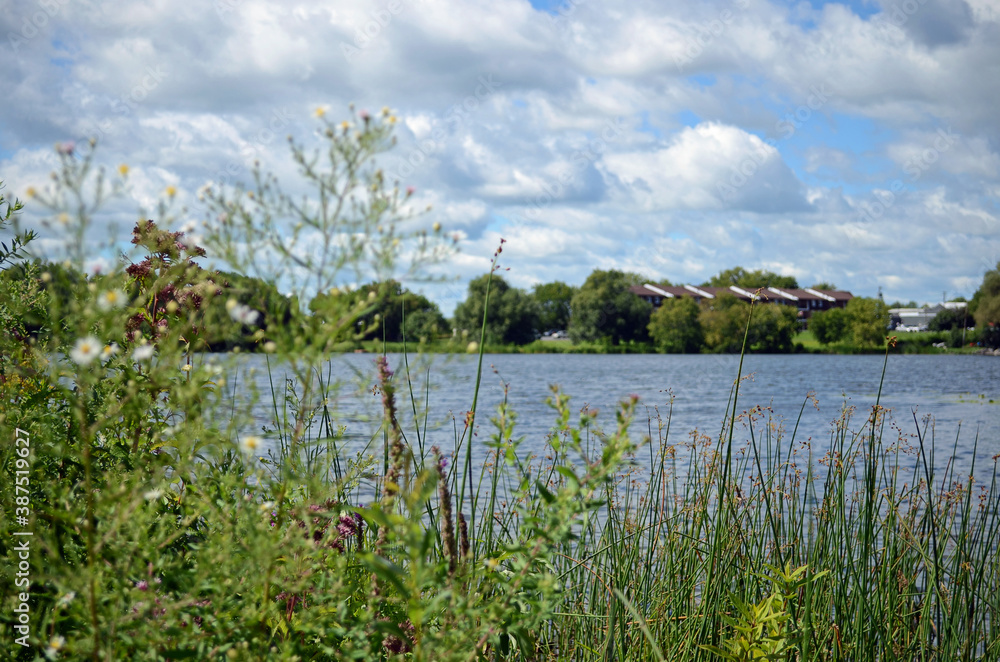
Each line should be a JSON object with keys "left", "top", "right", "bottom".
{"left": 629, "top": 283, "right": 853, "bottom": 323}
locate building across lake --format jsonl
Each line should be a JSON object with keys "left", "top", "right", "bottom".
{"left": 629, "top": 283, "right": 853, "bottom": 323}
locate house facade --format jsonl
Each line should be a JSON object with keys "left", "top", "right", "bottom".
{"left": 629, "top": 283, "right": 853, "bottom": 323}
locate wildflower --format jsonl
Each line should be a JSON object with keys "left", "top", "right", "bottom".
{"left": 55, "top": 141, "right": 75, "bottom": 156}
{"left": 144, "top": 488, "right": 163, "bottom": 501}
{"left": 387, "top": 115, "right": 397, "bottom": 124}
{"left": 240, "top": 435, "right": 263, "bottom": 456}
{"left": 165, "top": 185, "right": 177, "bottom": 197}
{"left": 118, "top": 164, "right": 129, "bottom": 176}
{"left": 381, "top": 106, "right": 391, "bottom": 116}
{"left": 100, "top": 343, "right": 119, "bottom": 362}
{"left": 26, "top": 186, "right": 36, "bottom": 198}
{"left": 263, "top": 341, "right": 277, "bottom": 353}
{"left": 340, "top": 120, "right": 351, "bottom": 132}
{"left": 181, "top": 364, "right": 192, "bottom": 372}
{"left": 70, "top": 336, "right": 103, "bottom": 366}
{"left": 466, "top": 341, "right": 479, "bottom": 354}
{"left": 314, "top": 106, "right": 327, "bottom": 118}
{"left": 228, "top": 301, "right": 260, "bottom": 325}
{"left": 406, "top": 186, "right": 415, "bottom": 196}
{"left": 136, "top": 580, "right": 149, "bottom": 591}
{"left": 132, "top": 345, "right": 155, "bottom": 362}
{"left": 45, "top": 635, "right": 66, "bottom": 660}
{"left": 359, "top": 108, "right": 370, "bottom": 121}
{"left": 432, "top": 221, "right": 442, "bottom": 232}
{"left": 57, "top": 213, "right": 70, "bottom": 226}
{"left": 98, "top": 289, "right": 127, "bottom": 310}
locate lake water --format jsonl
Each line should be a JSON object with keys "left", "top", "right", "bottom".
{"left": 224, "top": 352, "right": 1000, "bottom": 487}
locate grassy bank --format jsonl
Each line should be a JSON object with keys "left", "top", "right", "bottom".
{"left": 4, "top": 307, "right": 998, "bottom": 660}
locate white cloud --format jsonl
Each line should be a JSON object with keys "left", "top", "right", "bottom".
{"left": 1, "top": 0, "right": 998, "bottom": 308}
{"left": 603, "top": 122, "right": 809, "bottom": 213}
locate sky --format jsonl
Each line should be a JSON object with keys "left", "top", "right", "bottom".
{"left": 1, "top": 0, "right": 998, "bottom": 314}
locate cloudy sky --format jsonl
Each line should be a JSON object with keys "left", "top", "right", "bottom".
{"left": 2, "top": 0, "right": 998, "bottom": 313}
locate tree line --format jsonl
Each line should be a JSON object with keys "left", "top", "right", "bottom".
{"left": 5, "top": 244, "right": 1000, "bottom": 352}
{"left": 453, "top": 267, "right": 859, "bottom": 352}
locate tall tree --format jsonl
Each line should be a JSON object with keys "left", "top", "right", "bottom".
{"left": 845, "top": 297, "right": 890, "bottom": 347}
{"left": 699, "top": 293, "right": 798, "bottom": 353}
{"left": 453, "top": 274, "right": 540, "bottom": 345}
{"left": 703, "top": 266, "right": 798, "bottom": 290}
{"left": 648, "top": 297, "right": 703, "bottom": 353}
{"left": 309, "top": 280, "right": 446, "bottom": 342}
{"left": 970, "top": 262, "right": 1000, "bottom": 347}
{"left": 568, "top": 269, "right": 652, "bottom": 345}
{"left": 532, "top": 281, "right": 576, "bottom": 332}
{"left": 809, "top": 307, "right": 850, "bottom": 344}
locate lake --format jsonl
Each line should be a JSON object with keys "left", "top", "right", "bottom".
{"left": 222, "top": 352, "right": 1000, "bottom": 487}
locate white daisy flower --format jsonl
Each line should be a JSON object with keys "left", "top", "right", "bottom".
{"left": 70, "top": 336, "right": 102, "bottom": 366}
{"left": 239, "top": 435, "right": 263, "bottom": 456}
{"left": 132, "top": 345, "right": 155, "bottom": 361}
{"left": 97, "top": 289, "right": 127, "bottom": 311}
{"left": 45, "top": 635, "right": 66, "bottom": 659}
{"left": 228, "top": 302, "right": 260, "bottom": 325}
{"left": 100, "top": 343, "right": 119, "bottom": 362}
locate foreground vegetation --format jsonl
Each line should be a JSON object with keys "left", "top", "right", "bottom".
{"left": 1, "top": 114, "right": 998, "bottom": 661}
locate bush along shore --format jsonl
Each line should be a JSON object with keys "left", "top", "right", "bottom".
{"left": 2, "top": 115, "right": 998, "bottom": 660}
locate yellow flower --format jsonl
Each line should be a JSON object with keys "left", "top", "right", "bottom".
{"left": 433, "top": 222, "right": 442, "bottom": 232}
{"left": 25, "top": 187, "right": 36, "bottom": 198}
{"left": 118, "top": 164, "right": 129, "bottom": 176}
{"left": 387, "top": 115, "right": 397, "bottom": 124}
{"left": 165, "top": 185, "right": 177, "bottom": 197}
{"left": 314, "top": 106, "right": 327, "bottom": 118}
{"left": 340, "top": 120, "right": 351, "bottom": 132}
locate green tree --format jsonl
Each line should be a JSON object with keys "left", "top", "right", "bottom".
{"left": 310, "top": 280, "right": 446, "bottom": 343}
{"left": 703, "top": 266, "right": 798, "bottom": 290}
{"left": 928, "top": 307, "right": 971, "bottom": 332}
{"left": 700, "top": 295, "right": 798, "bottom": 353}
{"left": 453, "top": 274, "right": 540, "bottom": 345}
{"left": 971, "top": 262, "right": 1000, "bottom": 327}
{"left": 532, "top": 281, "right": 576, "bottom": 332}
{"left": 699, "top": 294, "right": 747, "bottom": 353}
{"left": 648, "top": 297, "right": 703, "bottom": 353}
{"left": 845, "top": 297, "right": 890, "bottom": 347}
{"left": 810, "top": 282, "right": 837, "bottom": 291}
{"left": 809, "top": 307, "right": 850, "bottom": 344}
{"left": 568, "top": 269, "right": 652, "bottom": 345}
{"left": 749, "top": 304, "right": 799, "bottom": 352}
